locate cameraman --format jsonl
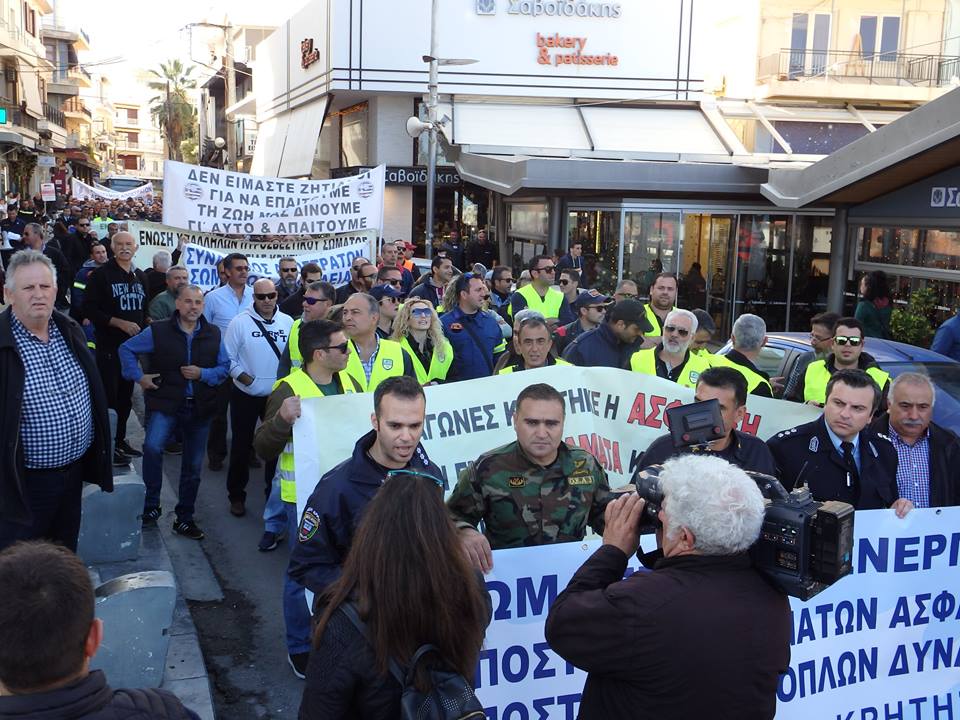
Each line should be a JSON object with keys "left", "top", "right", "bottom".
{"left": 545, "top": 455, "right": 791, "bottom": 720}
{"left": 637, "top": 366, "right": 776, "bottom": 475}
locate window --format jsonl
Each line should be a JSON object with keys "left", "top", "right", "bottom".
{"left": 120, "top": 155, "right": 138, "bottom": 170}
{"left": 860, "top": 16, "right": 900, "bottom": 59}
{"left": 22, "top": 3, "right": 35, "bottom": 36}
{"left": 44, "top": 43, "right": 55, "bottom": 65}
{"left": 338, "top": 103, "right": 368, "bottom": 167}
{"left": 788, "top": 13, "right": 830, "bottom": 78}
{"left": 127, "top": 108, "right": 138, "bottom": 122}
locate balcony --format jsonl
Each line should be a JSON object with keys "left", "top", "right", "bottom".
{"left": 43, "top": 102, "right": 65, "bottom": 127}
{"left": 758, "top": 48, "right": 960, "bottom": 103}
{"left": 0, "top": 102, "right": 38, "bottom": 132}
{"left": 116, "top": 138, "right": 164, "bottom": 154}
{"left": 47, "top": 64, "right": 92, "bottom": 94}
{"left": 62, "top": 97, "right": 91, "bottom": 119}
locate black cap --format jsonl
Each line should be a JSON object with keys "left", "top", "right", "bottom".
{"left": 574, "top": 291, "right": 612, "bottom": 310}
{"left": 370, "top": 285, "right": 401, "bottom": 301}
{"left": 607, "top": 299, "right": 653, "bottom": 332}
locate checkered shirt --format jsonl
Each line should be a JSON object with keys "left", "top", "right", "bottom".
{"left": 889, "top": 425, "right": 931, "bottom": 509}
{"left": 356, "top": 337, "right": 380, "bottom": 384}
{"left": 12, "top": 314, "right": 93, "bottom": 469}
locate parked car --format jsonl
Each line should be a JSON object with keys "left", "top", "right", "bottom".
{"left": 718, "top": 333, "right": 960, "bottom": 435}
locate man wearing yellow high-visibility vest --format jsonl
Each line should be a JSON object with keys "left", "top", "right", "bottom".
{"left": 341, "top": 292, "right": 417, "bottom": 392}
{"left": 254, "top": 318, "right": 360, "bottom": 679}
{"left": 629, "top": 308, "right": 711, "bottom": 388}
{"left": 641, "top": 272, "right": 679, "bottom": 339}
{"left": 277, "top": 280, "right": 337, "bottom": 377}
{"left": 709, "top": 313, "right": 774, "bottom": 397}
{"left": 507, "top": 254, "right": 575, "bottom": 328}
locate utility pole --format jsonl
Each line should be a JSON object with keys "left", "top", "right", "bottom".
{"left": 424, "top": 0, "right": 439, "bottom": 260}
{"left": 224, "top": 23, "right": 237, "bottom": 171}
{"left": 165, "top": 81, "right": 173, "bottom": 161}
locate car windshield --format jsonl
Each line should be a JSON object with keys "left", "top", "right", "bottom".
{"left": 882, "top": 362, "right": 960, "bottom": 402}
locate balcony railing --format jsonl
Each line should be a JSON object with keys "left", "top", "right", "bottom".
{"left": 62, "top": 98, "right": 91, "bottom": 118}
{"left": 42, "top": 102, "right": 65, "bottom": 127}
{"left": 0, "top": 102, "right": 38, "bottom": 132}
{"left": 759, "top": 48, "right": 960, "bottom": 87}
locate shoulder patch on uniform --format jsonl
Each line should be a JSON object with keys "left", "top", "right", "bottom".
{"left": 808, "top": 436, "right": 819, "bottom": 452}
{"left": 298, "top": 508, "right": 321, "bottom": 543}
{"left": 688, "top": 371, "right": 701, "bottom": 383}
{"left": 449, "top": 323, "right": 463, "bottom": 332}
{"left": 508, "top": 476, "right": 525, "bottom": 488}
{"left": 876, "top": 432, "right": 891, "bottom": 442}
{"left": 381, "top": 358, "right": 394, "bottom": 370}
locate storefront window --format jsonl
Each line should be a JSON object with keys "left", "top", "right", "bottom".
{"left": 568, "top": 209, "right": 621, "bottom": 292}
{"left": 733, "top": 215, "right": 792, "bottom": 331}
{"left": 791, "top": 215, "right": 833, "bottom": 331}
{"left": 508, "top": 202, "right": 549, "bottom": 270}
{"left": 622, "top": 212, "right": 681, "bottom": 296}
{"left": 857, "top": 226, "right": 960, "bottom": 271}
{"left": 339, "top": 104, "right": 368, "bottom": 166}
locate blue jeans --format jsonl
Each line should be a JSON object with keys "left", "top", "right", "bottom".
{"left": 142, "top": 402, "right": 211, "bottom": 523}
{"left": 262, "top": 472, "right": 286, "bottom": 535}
{"left": 284, "top": 501, "right": 312, "bottom": 655}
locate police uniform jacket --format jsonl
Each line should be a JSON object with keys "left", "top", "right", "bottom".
{"left": 870, "top": 413, "right": 960, "bottom": 507}
{"left": 638, "top": 430, "right": 777, "bottom": 476}
{"left": 767, "top": 417, "right": 899, "bottom": 510}
{"left": 288, "top": 430, "right": 442, "bottom": 598}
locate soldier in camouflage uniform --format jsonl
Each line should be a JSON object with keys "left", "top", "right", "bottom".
{"left": 448, "top": 383, "right": 611, "bottom": 571}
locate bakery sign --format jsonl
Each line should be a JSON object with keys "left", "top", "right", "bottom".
{"left": 535, "top": 32, "right": 618, "bottom": 66}
{"left": 476, "top": 0, "right": 622, "bottom": 18}
{"left": 300, "top": 38, "right": 320, "bottom": 69}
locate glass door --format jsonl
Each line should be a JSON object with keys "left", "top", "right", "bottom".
{"left": 685, "top": 213, "right": 738, "bottom": 337}
{"left": 568, "top": 209, "right": 622, "bottom": 292}
{"left": 622, "top": 211, "right": 682, "bottom": 298}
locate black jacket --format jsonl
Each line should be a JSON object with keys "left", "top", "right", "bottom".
{"left": 0, "top": 308, "right": 112, "bottom": 525}
{"left": 144, "top": 315, "right": 222, "bottom": 419}
{"left": 0, "top": 670, "right": 199, "bottom": 719}
{"left": 870, "top": 413, "right": 960, "bottom": 507}
{"left": 562, "top": 322, "right": 645, "bottom": 369}
{"left": 638, "top": 430, "right": 777, "bottom": 476}
{"left": 288, "top": 430, "right": 443, "bottom": 598}
{"left": 82, "top": 259, "right": 146, "bottom": 352}
{"left": 767, "top": 416, "right": 899, "bottom": 510}
{"left": 545, "top": 545, "right": 791, "bottom": 720}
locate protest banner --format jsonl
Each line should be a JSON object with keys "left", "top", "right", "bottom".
{"left": 71, "top": 177, "right": 154, "bottom": 202}
{"left": 293, "top": 364, "right": 821, "bottom": 508}
{"left": 162, "top": 160, "right": 386, "bottom": 236}
{"left": 477, "top": 508, "right": 960, "bottom": 719}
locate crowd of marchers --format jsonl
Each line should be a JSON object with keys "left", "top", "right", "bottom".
{"left": 1, "top": 216, "right": 959, "bottom": 720}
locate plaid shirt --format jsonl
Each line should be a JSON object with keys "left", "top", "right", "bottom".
{"left": 12, "top": 314, "right": 93, "bottom": 469}
{"left": 889, "top": 425, "right": 931, "bottom": 508}
{"left": 356, "top": 337, "right": 380, "bottom": 384}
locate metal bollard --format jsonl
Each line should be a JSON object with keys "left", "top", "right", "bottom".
{"left": 77, "top": 475, "right": 146, "bottom": 563}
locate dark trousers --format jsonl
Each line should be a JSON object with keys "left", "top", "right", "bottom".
{"left": 142, "top": 402, "right": 211, "bottom": 522}
{"left": 96, "top": 347, "right": 133, "bottom": 443}
{"left": 226, "top": 386, "right": 276, "bottom": 504}
{"left": 0, "top": 463, "right": 84, "bottom": 552}
{"left": 206, "top": 379, "right": 233, "bottom": 463}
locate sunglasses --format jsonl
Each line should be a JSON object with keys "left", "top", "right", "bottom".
{"left": 834, "top": 336, "right": 862, "bottom": 346}
{"left": 361, "top": 273, "right": 378, "bottom": 281}
{"left": 497, "top": 277, "right": 515, "bottom": 283}
{"left": 535, "top": 265, "right": 556, "bottom": 273}
{"left": 384, "top": 279, "right": 402, "bottom": 286}
{"left": 385, "top": 468, "right": 445, "bottom": 488}
{"left": 617, "top": 292, "right": 638, "bottom": 299}
{"left": 320, "top": 341, "right": 350, "bottom": 354}
{"left": 280, "top": 267, "right": 299, "bottom": 273}
{"left": 303, "top": 296, "right": 331, "bottom": 306}
{"left": 663, "top": 324, "right": 690, "bottom": 337}
{"left": 255, "top": 292, "right": 278, "bottom": 300}
{"left": 411, "top": 307, "right": 433, "bottom": 318}
{"left": 558, "top": 279, "right": 572, "bottom": 286}
{"left": 78, "top": 223, "right": 90, "bottom": 227}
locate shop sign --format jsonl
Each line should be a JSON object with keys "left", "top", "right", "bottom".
{"left": 333, "top": 166, "right": 462, "bottom": 187}
{"left": 849, "top": 166, "right": 960, "bottom": 223}
{"left": 930, "top": 186, "right": 960, "bottom": 209}
{"left": 300, "top": 38, "right": 320, "bottom": 69}
{"left": 535, "top": 32, "right": 618, "bottom": 67}
{"left": 477, "top": 0, "right": 622, "bottom": 18}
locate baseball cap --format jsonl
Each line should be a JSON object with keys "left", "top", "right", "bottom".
{"left": 607, "top": 299, "right": 653, "bottom": 332}
{"left": 370, "top": 285, "right": 402, "bottom": 301}
{"left": 574, "top": 291, "right": 612, "bottom": 310}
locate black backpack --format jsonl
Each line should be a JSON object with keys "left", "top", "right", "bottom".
{"left": 341, "top": 603, "right": 486, "bottom": 720}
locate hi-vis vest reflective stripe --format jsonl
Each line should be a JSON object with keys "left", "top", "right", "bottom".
{"left": 289, "top": 319, "right": 304, "bottom": 367}
{"left": 508, "top": 284, "right": 564, "bottom": 320}
{"left": 498, "top": 358, "right": 572, "bottom": 375}
{"left": 642, "top": 304, "right": 678, "bottom": 337}
{"left": 803, "top": 360, "right": 890, "bottom": 405}
{"left": 400, "top": 336, "right": 453, "bottom": 384}
{"left": 629, "top": 346, "right": 712, "bottom": 389}
{"left": 344, "top": 339, "right": 407, "bottom": 392}
{"left": 708, "top": 354, "right": 773, "bottom": 395}
{"left": 275, "top": 368, "right": 357, "bottom": 503}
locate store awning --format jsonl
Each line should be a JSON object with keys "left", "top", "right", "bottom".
{"left": 762, "top": 86, "right": 960, "bottom": 208}
{"left": 17, "top": 58, "right": 43, "bottom": 119}
{"left": 250, "top": 114, "right": 289, "bottom": 177}
{"left": 277, "top": 97, "right": 331, "bottom": 178}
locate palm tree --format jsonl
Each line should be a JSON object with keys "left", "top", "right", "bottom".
{"left": 148, "top": 59, "right": 198, "bottom": 162}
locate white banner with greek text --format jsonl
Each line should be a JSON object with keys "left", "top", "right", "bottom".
{"left": 161, "top": 160, "right": 385, "bottom": 236}
{"left": 71, "top": 177, "right": 154, "bottom": 202}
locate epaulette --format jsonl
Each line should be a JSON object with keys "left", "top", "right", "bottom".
{"left": 775, "top": 427, "right": 800, "bottom": 440}
{"left": 874, "top": 432, "right": 892, "bottom": 443}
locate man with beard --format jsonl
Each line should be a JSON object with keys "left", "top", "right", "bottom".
{"left": 629, "top": 308, "right": 710, "bottom": 388}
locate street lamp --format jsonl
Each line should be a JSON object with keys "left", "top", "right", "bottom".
{"left": 405, "top": 0, "right": 476, "bottom": 259}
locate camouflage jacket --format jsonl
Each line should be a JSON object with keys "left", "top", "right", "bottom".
{"left": 447, "top": 440, "right": 611, "bottom": 550}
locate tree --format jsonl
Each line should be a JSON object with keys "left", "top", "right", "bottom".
{"left": 148, "top": 59, "right": 198, "bottom": 163}
{"left": 891, "top": 287, "right": 937, "bottom": 347}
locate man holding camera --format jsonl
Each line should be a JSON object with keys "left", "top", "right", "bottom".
{"left": 545, "top": 455, "right": 791, "bottom": 719}
{"left": 768, "top": 369, "right": 912, "bottom": 515}
{"left": 638, "top": 366, "right": 776, "bottom": 475}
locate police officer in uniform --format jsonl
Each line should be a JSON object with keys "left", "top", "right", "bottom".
{"left": 767, "top": 369, "right": 913, "bottom": 515}
{"left": 638, "top": 366, "right": 776, "bottom": 475}
{"left": 448, "top": 383, "right": 611, "bottom": 572}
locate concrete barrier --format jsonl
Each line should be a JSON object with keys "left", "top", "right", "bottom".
{"left": 77, "top": 475, "right": 146, "bottom": 563}
{"left": 91, "top": 570, "right": 177, "bottom": 688}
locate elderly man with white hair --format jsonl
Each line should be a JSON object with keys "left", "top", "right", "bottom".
{"left": 545, "top": 454, "right": 791, "bottom": 720}
{"left": 870, "top": 371, "right": 960, "bottom": 508}
{"left": 713, "top": 313, "right": 773, "bottom": 397}
{"left": 628, "top": 308, "right": 711, "bottom": 388}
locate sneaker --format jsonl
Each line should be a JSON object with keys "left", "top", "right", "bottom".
{"left": 116, "top": 440, "right": 143, "bottom": 458}
{"left": 142, "top": 506, "right": 162, "bottom": 527}
{"left": 113, "top": 450, "right": 132, "bottom": 467}
{"left": 229, "top": 500, "right": 246, "bottom": 517}
{"left": 164, "top": 442, "right": 183, "bottom": 455}
{"left": 288, "top": 652, "right": 309, "bottom": 680}
{"left": 172, "top": 520, "right": 205, "bottom": 540}
{"left": 257, "top": 531, "right": 284, "bottom": 552}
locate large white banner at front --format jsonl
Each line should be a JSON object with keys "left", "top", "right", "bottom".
{"left": 72, "top": 177, "right": 154, "bottom": 202}
{"left": 162, "top": 160, "right": 385, "bottom": 236}
{"left": 478, "top": 509, "right": 960, "bottom": 719}
{"left": 293, "top": 364, "right": 821, "bottom": 510}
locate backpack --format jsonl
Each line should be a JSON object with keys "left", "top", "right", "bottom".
{"left": 341, "top": 603, "right": 486, "bottom": 720}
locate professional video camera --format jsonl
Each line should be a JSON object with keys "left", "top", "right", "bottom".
{"left": 631, "top": 400, "right": 855, "bottom": 601}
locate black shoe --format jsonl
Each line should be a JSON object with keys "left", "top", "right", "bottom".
{"left": 142, "top": 506, "right": 162, "bottom": 527}
{"left": 113, "top": 450, "right": 132, "bottom": 467}
{"left": 288, "top": 652, "right": 309, "bottom": 679}
{"left": 164, "top": 442, "right": 183, "bottom": 455}
{"left": 209, "top": 457, "right": 224, "bottom": 471}
{"left": 258, "top": 531, "right": 284, "bottom": 552}
{"left": 172, "top": 519, "right": 205, "bottom": 540}
{"left": 116, "top": 440, "right": 142, "bottom": 457}
{"left": 229, "top": 500, "right": 246, "bottom": 517}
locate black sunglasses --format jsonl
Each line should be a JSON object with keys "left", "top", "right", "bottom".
{"left": 255, "top": 292, "right": 278, "bottom": 300}
{"left": 663, "top": 324, "right": 690, "bottom": 337}
{"left": 384, "top": 279, "right": 402, "bottom": 286}
{"left": 535, "top": 265, "right": 556, "bottom": 273}
{"left": 834, "top": 336, "right": 862, "bottom": 346}
{"left": 303, "top": 296, "right": 331, "bottom": 306}
{"left": 361, "top": 273, "right": 377, "bottom": 281}
{"left": 320, "top": 341, "right": 350, "bottom": 354}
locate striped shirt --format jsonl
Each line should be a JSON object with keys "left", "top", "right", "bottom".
{"left": 889, "top": 425, "right": 931, "bottom": 508}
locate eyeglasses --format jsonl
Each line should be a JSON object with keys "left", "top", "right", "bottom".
{"left": 810, "top": 332, "right": 832, "bottom": 343}
{"left": 280, "top": 267, "right": 299, "bottom": 273}
{"left": 410, "top": 307, "right": 433, "bottom": 318}
{"left": 384, "top": 279, "right": 402, "bottom": 286}
{"left": 303, "top": 296, "right": 331, "bottom": 306}
{"left": 255, "top": 292, "right": 278, "bottom": 300}
{"left": 617, "top": 292, "right": 638, "bottom": 299}
{"left": 834, "top": 336, "right": 862, "bottom": 346}
{"left": 535, "top": 265, "right": 556, "bottom": 273}
{"left": 663, "top": 324, "right": 690, "bottom": 337}
{"left": 78, "top": 223, "right": 90, "bottom": 227}
{"left": 385, "top": 468, "right": 445, "bottom": 488}
{"left": 361, "top": 273, "right": 378, "bottom": 281}
{"left": 558, "top": 279, "right": 571, "bottom": 286}
{"left": 381, "top": 296, "right": 399, "bottom": 304}
{"left": 497, "top": 276, "right": 514, "bottom": 284}
{"left": 320, "top": 341, "right": 350, "bottom": 354}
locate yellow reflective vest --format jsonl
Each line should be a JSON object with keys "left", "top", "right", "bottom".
{"left": 629, "top": 346, "right": 712, "bottom": 389}
{"left": 498, "top": 357, "right": 572, "bottom": 374}
{"left": 803, "top": 359, "right": 890, "bottom": 405}
{"left": 508, "top": 284, "right": 564, "bottom": 320}
{"left": 344, "top": 338, "right": 408, "bottom": 392}
{"left": 708, "top": 353, "right": 773, "bottom": 395}
{"left": 400, "top": 335, "right": 454, "bottom": 384}
{"left": 288, "top": 319, "right": 304, "bottom": 368}
{"left": 275, "top": 368, "right": 358, "bottom": 503}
